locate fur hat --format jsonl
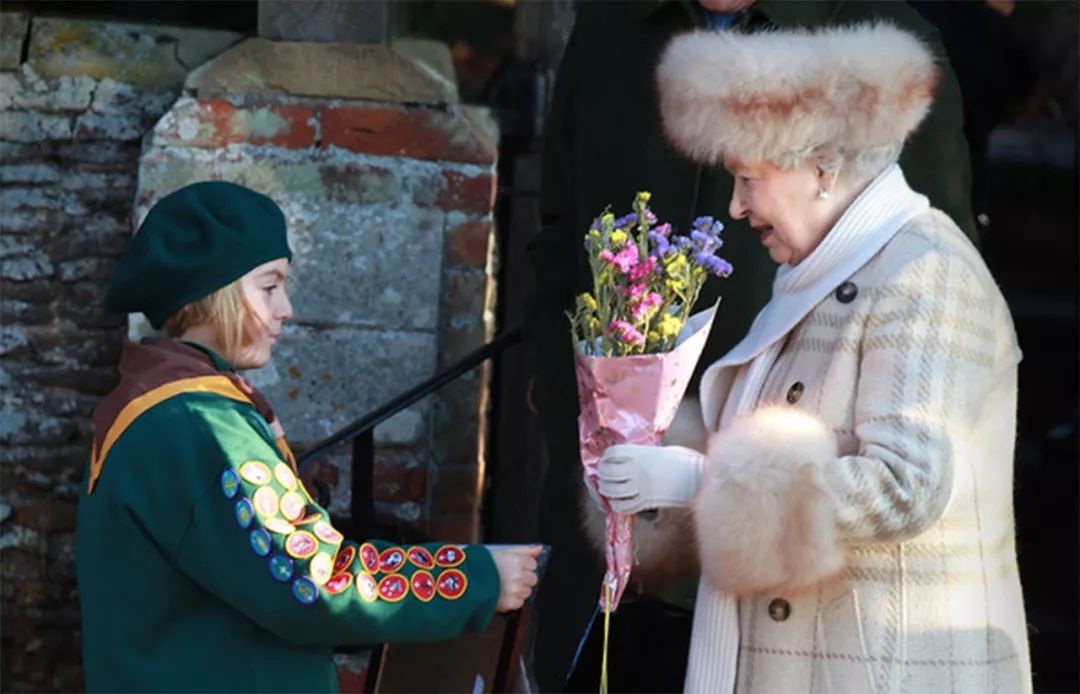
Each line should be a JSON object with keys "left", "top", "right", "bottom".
{"left": 656, "top": 23, "right": 940, "bottom": 167}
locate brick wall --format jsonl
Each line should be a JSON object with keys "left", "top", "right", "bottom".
{"left": 1, "top": 15, "right": 497, "bottom": 691}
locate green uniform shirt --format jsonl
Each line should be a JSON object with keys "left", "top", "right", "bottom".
{"left": 77, "top": 359, "right": 498, "bottom": 692}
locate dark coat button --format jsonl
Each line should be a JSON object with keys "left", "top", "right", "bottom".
{"left": 835, "top": 281, "right": 858, "bottom": 303}
{"left": 786, "top": 382, "right": 804, "bottom": 404}
{"left": 768, "top": 598, "right": 791, "bottom": 622}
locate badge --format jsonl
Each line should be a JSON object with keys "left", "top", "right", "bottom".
{"left": 324, "top": 572, "right": 353, "bottom": 596}
{"left": 359, "top": 543, "right": 380, "bottom": 573}
{"left": 434, "top": 545, "right": 465, "bottom": 568}
{"left": 334, "top": 546, "right": 357, "bottom": 574}
{"left": 249, "top": 528, "right": 272, "bottom": 557}
{"left": 295, "top": 511, "right": 321, "bottom": 526}
{"left": 292, "top": 577, "right": 318, "bottom": 605}
{"left": 220, "top": 469, "right": 239, "bottom": 499}
{"left": 234, "top": 498, "right": 254, "bottom": 529}
{"left": 312, "top": 521, "right": 343, "bottom": 545}
{"left": 310, "top": 552, "right": 333, "bottom": 586}
{"left": 377, "top": 574, "right": 409, "bottom": 603}
{"left": 239, "top": 461, "right": 272, "bottom": 485}
{"left": 378, "top": 547, "right": 406, "bottom": 573}
{"left": 285, "top": 531, "right": 318, "bottom": 560}
{"left": 268, "top": 553, "right": 294, "bottom": 582}
{"left": 406, "top": 546, "right": 435, "bottom": 570}
{"left": 280, "top": 491, "right": 306, "bottom": 522}
{"left": 263, "top": 517, "right": 295, "bottom": 535}
{"left": 411, "top": 570, "right": 435, "bottom": 603}
{"left": 356, "top": 572, "right": 378, "bottom": 603}
{"left": 274, "top": 462, "right": 298, "bottom": 490}
{"left": 436, "top": 569, "right": 467, "bottom": 600}
{"left": 253, "top": 487, "right": 279, "bottom": 518}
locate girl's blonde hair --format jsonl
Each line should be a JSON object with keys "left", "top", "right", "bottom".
{"left": 162, "top": 280, "right": 251, "bottom": 361}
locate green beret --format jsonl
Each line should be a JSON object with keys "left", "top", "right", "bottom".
{"left": 106, "top": 181, "right": 293, "bottom": 329}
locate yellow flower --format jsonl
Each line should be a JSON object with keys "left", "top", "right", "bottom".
{"left": 636, "top": 191, "right": 652, "bottom": 204}
{"left": 601, "top": 212, "right": 615, "bottom": 226}
{"left": 580, "top": 292, "right": 598, "bottom": 311}
{"left": 664, "top": 278, "right": 685, "bottom": 292}
{"left": 658, "top": 314, "right": 682, "bottom": 339}
{"left": 589, "top": 317, "right": 602, "bottom": 332}
{"left": 664, "top": 254, "right": 688, "bottom": 274}
{"left": 610, "top": 230, "right": 628, "bottom": 246}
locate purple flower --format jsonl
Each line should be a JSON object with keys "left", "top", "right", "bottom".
{"left": 695, "top": 252, "right": 734, "bottom": 277}
{"left": 614, "top": 213, "right": 637, "bottom": 228}
{"left": 647, "top": 230, "right": 670, "bottom": 256}
{"left": 644, "top": 209, "right": 658, "bottom": 225}
{"left": 654, "top": 223, "right": 672, "bottom": 237}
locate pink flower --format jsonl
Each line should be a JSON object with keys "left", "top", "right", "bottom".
{"left": 630, "top": 292, "right": 664, "bottom": 322}
{"left": 611, "top": 246, "right": 639, "bottom": 273}
{"left": 609, "top": 320, "right": 645, "bottom": 346}
{"left": 625, "top": 283, "right": 646, "bottom": 299}
{"left": 628, "top": 256, "right": 657, "bottom": 282}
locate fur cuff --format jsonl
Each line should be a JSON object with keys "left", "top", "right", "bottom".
{"left": 694, "top": 407, "right": 843, "bottom": 595}
{"left": 579, "top": 477, "right": 699, "bottom": 589}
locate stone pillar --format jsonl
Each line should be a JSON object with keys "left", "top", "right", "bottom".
{"left": 137, "top": 37, "right": 498, "bottom": 541}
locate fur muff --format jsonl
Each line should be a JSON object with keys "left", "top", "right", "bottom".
{"left": 694, "top": 406, "right": 844, "bottom": 595}
{"left": 578, "top": 398, "right": 705, "bottom": 587}
{"left": 656, "top": 23, "right": 940, "bottom": 166}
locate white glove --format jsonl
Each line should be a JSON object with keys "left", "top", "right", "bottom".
{"left": 597, "top": 444, "right": 705, "bottom": 515}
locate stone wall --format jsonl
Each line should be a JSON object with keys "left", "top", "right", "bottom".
{"left": 1, "top": 14, "right": 497, "bottom": 691}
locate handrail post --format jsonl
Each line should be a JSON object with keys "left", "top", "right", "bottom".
{"left": 352, "top": 429, "right": 376, "bottom": 539}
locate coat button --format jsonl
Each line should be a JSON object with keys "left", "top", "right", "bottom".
{"left": 768, "top": 598, "right": 791, "bottom": 622}
{"left": 835, "top": 281, "right": 858, "bottom": 303}
{"left": 786, "top": 382, "right": 804, "bottom": 404}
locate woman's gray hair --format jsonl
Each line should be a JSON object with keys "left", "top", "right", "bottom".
{"left": 774, "top": 140, "right": 904, "bottom": 185}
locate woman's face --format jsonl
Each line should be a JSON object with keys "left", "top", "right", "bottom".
{"left": 235, "top": 258, "right": 293, "bottom": 369}
{"left": 726, "top": 159, "right": 837, "bottom": 266}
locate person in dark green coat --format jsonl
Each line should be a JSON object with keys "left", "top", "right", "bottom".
{"left": 76, "top": 181, "right": 541, "bottom": 692}
{"left": 527, "top": 2, "right": 977, "bottom": 690}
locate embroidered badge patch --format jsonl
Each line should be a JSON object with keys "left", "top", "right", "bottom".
{"left": 324, "top": 572, "right": 353, "bottom": 596}
{"left": 292, "top": 577, "right": 318, "bottom": 605}
{"left": 406, "top": 546, "right": 435, "bottom": 570}
{"left": 274, "top": 462, "right": 298, "bottom": 490}
{"left": 334, "top": 546, "right": 357, "bottom": 574}
{"left": 235, "top": 499, "right": 254, "bottom": 529}
{"left": 356, "top": 571, "right": 378, "bottom": 602}
{"left": 436, "top": 569, "right": 467, "bottom": 600}
{"left": 263, "top": 517, "right": 296, "bottom": 535}
{"left": 310, "top": 552, "right": 333, "bottom": 586}
{"left": 378, "top": 547, "right": 406, "bottom": 573}
{"left": 268, "top": 553, "right": 294, "bottom": 582}
{"left": 359, "top": 543, "right": 380, "bottom": 573}
{"left": 284, "top": 531, "right": 319, "bottom": 560}
{"left": 253, "top": 487, "right": 279, "bottom": 518}
{"left": 239, "top": 461, "right": 272, "bottom": 485}
{"left": 434, "top": 545, "right": 466, "bottom": 568}
{"left": 280, "top": 491, "right": 306, "bottom": 522}
{"left": 411, "top": 570, "right": 435, "bottom": 603}
{"left": 377, "top": 574, "right": 409, "bottom": 603}
{"left": 312, "top": 521, "right": 343, "bottom": 545}
{"left": 220, "top": 469, "right": 239, "bottom": 499}
{"left": 249, "top": 528, "right": 272, "bottom": 557}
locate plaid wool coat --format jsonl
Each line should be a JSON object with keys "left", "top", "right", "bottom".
{"left": 691, "top": 209, "right": 1032, "bottom": 693}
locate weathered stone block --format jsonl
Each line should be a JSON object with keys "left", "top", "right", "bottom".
{"left": 315, "top": 162, "right": 399, "bottom": 205}
{"left": 0, "top": 163, "right": 62, "bottom": 184}
{"left": 444, "top": 216, "right": 493, "bottom": 269}
{"left": 321, "top": 105, "right": 495, "bottom": 164}
{"left": 430, "top": 465, "right": 480, "bottom": 516}
{"left": 286, "top": 203, "right": 443, "bottom": 330}
{"left": 0, "top": 12, "right": 28, "bottom": 72}
{"left": 151, "top": 97, "right": 317, "bottom": 149}
{"left": 247, "top": 324, "right": 437, "bottom": 446}
{"left": 374, "top": 449, "right": 427, "bottom": 504}
{"left": 185, "top": 38, "right": 456, "bottom": 105}
{"left": 373, "top": 408, "right": 425, "bottom": 446}
{"left": 73, "top": 112, "right": 145, "bottom": 141}
{"left": 2, "top": 69, "right": 95, "bottom": 111}
{"left": 28, "top": 18, "right": 240, "bottom": 88}
{"left": 0, "top": 111, "right": 72, "bottom": 142}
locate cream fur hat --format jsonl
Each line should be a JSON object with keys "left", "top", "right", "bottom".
{"left": 656, "top": 23, "right": 940, "bottom": 167}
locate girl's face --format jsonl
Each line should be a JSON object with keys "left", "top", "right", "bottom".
{"left": 234, "top": 258, "right": 293, "bottom": 369}
{"left": 726, "top": 159, "right": 839, "bottom": 266}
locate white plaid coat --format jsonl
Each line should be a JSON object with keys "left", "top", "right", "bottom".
{"left": 692, "top": 209, "right": 1032, "bottom": 693}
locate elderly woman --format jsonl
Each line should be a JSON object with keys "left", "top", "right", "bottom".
{"left": 76, "top": 181, "right": 540, "bottom": 691}
{"left": 593, "top": 24, "right": 1031, "bottom": 692}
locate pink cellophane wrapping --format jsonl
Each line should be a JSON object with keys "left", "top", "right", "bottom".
{"left": 575, "top": 305, "right": 717, "bottom": 611}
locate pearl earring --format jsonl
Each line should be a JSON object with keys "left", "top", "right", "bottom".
{"left": 817, "top": 188, "right": 829, "bottom": 201}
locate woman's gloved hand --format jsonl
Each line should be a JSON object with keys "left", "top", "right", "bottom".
{"left": 597, "top": 444, "right": 705, "bottom": 515}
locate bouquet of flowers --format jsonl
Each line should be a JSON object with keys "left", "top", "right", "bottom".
{"left": 569, "top": 192, "right": 732, "bottom": 616}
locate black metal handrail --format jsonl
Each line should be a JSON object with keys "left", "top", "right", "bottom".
{"left": 297, "top": 322, "right": 525, "bottom": 468}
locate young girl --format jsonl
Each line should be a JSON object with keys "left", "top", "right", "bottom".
{"left": 76, "top": 181, "right": 539, "bottom": 692}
